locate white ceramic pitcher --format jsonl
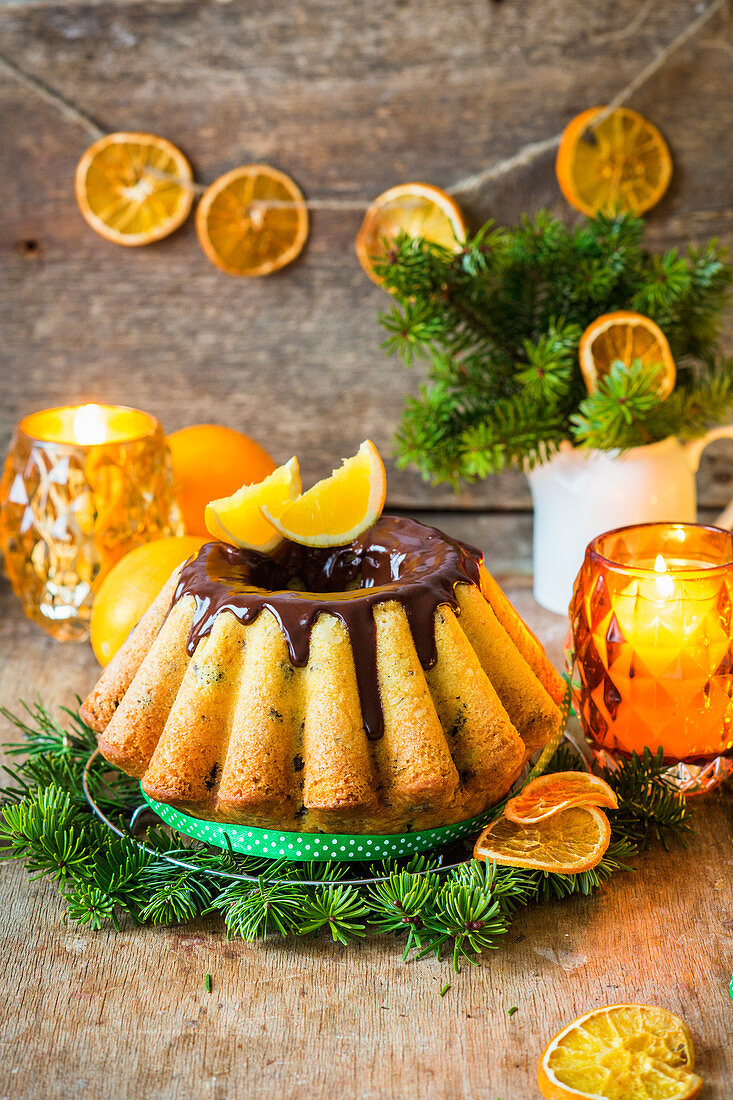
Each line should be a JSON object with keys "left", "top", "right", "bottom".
{"left": 526, "top": 429, "right": 733, "bottom": 616}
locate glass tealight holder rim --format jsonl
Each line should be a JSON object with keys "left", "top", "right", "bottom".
{"left": 587, "top": 520, "right": 733, "bottom": 579}
{"left": 17, "top": 404, "right": 162, "bottom": 450}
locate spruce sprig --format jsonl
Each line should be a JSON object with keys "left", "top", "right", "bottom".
{"left": 0, "top": 701, "right": 695, "bottom": 970}
{"left": 297, "top": 884, "right": 369, "bottom": 945}
{"left": 375, "top": 212, "right": 732, "bottom": 484}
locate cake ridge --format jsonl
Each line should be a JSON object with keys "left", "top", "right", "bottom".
{"left": 172, "top": 515, "right": 483, "bottom": 741}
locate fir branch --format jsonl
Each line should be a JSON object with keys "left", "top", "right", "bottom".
{"left": 212, "top": 876, "right": 306, "bottom": 942}
{"left": 138, "top": 867, "right": 216, "bottom": 926}
{"left": 515, "top": 319, "right": 584, "bottom": 406}
{"left": 1, "top": 698, "right": 96, "bottom": 758}
{"left": 64, "top": 885, "right": 119, "bottom": 931}
{"left": 417, "top": 861, "right": 510, "bottom": 971}
{"left": 0, "top": 786, "right": 92, "bottom": 883}
{"left": 377, "top": 211, "right": 732, "bottom": 481}
{"left": 1, "top": 700, "right": 138, "bottom": 813}
{"left": 297, "top": 884, "right": 369, "bottom": 945}
{"left": 532, "top": 838, "right": 638, "bottom": 902}
{"left": 570, "top": 358, "right": 668, "bottom": 449}
{"left": 602, "top": 747, "right": 693, "bottom": 851}
{"left": 366, "top": 870, "right": 439, "bottom": 959}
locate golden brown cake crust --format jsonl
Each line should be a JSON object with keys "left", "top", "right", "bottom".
{"left": 81, "top": 569, "right": 182, "bottom": 733}
{"left": 82, "top": 518, "right": 564, "bottom": 834}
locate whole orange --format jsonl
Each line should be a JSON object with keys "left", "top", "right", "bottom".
{"left": 90, "top": 535, "right": 206, "bottom": 666}
{"left": 167, "top": 424, "right": 276, "bottom": 536}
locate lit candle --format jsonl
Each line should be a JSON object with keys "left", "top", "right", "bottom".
{"left": 72, "top": 404, "right": 109, "bottom": 446}
{"left": 0, "top": 404, "right": 182, "bottom": 640}
{"left": 569, "top": 522, "right": 733, "bottom": 794}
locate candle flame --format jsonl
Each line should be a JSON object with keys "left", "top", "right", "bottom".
{"left": 653, "top": 553, "right": 674, "bottom": 599}
{"left": 72, "top": 404, "right": 107, "bottom": 445}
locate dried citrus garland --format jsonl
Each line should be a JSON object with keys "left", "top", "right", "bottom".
{"left": 75, "top": 132, "right": 194, "bottom": 246}
{"left": 579, "top": 310, "right": 676, "bottom": 398}
{"left": 556, "top": 106, "right": 673, "bottom": 218}
{"left": 73, "top": 106, "right": 672, "bottom": 275}
{"left": 195, "top": 164, "right": 309, "bottom": 277}
{"left": 354, "top": 183, "right": 466, "bottom": 285}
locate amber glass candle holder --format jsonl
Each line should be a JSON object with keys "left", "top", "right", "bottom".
{"left": 567, "top": 522, "right": 733, "bottom": 794}
{"left": 0, "top": 404, "right": 183, "bottom": 641}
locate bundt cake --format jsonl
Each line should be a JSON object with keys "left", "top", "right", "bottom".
{"left": 81, "top": 516, "right": 565, "bottom": 834}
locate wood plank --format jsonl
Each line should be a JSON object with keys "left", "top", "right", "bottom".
{"left": 0, "top": 0, "right": 731, "bottom": 510}
{"left": 0, "top": 511, "right": 731, "bottom": 1098}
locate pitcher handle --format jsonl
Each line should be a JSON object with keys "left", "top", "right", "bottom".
{"left": 683, "top": 425, "right": 733, "bottom": 528}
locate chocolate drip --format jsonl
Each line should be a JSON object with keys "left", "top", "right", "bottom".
{"left": 172, "top": 516, "right": 483, "bottom": 740}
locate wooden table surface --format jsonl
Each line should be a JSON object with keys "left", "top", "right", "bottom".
{"left": 1, "top": 515, "right": 732, "bottom": 1100}
{"left": 1, "top": 1, "right": 732, "bottom": 1095}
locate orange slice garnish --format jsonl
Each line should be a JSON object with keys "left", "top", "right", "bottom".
{"left": 205, "top": 457, "right": 301, "bottom": 552}
{"left": 556, "top": 106, "right": 672, "bottom": 218}
{"left": 538, "top": 1004, "right": 702, "bottom": 1100}
{"left": 263, "top": 440, "right": 386, "bottom": 548}
{"left": 75, "top": 132, "right": 193, "bottom": 246}
{"left": 505, "top": 771, "right": 618, "bottom": 825}
{"left": 196, "top": 165, "right": 309, "bottom": 276}
{"left": 579, "top": 310, "right": 676, "bottom": 397}
{"left": 355, "top": 183, "right": 466, "bottom": 285}
{"left": 473, "top": 805, "right": 611, "bottom": 874}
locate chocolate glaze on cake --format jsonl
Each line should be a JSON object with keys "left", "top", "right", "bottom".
{"left": 172, "top": 515, "right": 483, "bottom": 740}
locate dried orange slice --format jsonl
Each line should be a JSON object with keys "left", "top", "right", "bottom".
{"left": 473, "top": 805, "right": 610, "bottom": 873}
{"left": 205, "top": 457, "right": 301, "bottom": 552}
{"left": 263, "top": 440, "right": 387, "bottom": 548}
{"left": 356, "top": 183, "right": 466, "bottom": 285}
{"left": 75, "top": 132, "right": 193, "bottom": 246}
{"left": 556, "top": 106, "right": 672, "bottom": 218}
{"left": 579, "top": 310, "right": 676, "bottom": 397}
{"left": 556, "top": 107, "right": 669, "bottom": 218}
{"left": 505, "top": 771, "right": 618, "bottom": 825}
{"left": 90, "top": 536, "right": 206, "bottom": 665}
{"left": 538, "top": 1003, "right": 702, "bottom": 1100}
{"left": 196, "top": 165, "right": 309, "bottom": 276}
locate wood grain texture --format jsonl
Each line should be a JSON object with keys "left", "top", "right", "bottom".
{"left": 0, "top": 0, "right": 731, "bottom": 510}
{"left": 0, "top": 514, "right": 732, "bottom": 1099}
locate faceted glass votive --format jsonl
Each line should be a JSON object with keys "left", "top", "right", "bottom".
{"left": 0, "top": 404, "right": 183, "bottom": 641}
{"left": 567, "top": 522, "right": 733, "bottom": 794}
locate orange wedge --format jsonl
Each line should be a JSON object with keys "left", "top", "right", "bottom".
{"left": 196, "top": 164, "right": 309, "bottom": 276}
{"left": 75, "top": 132, "right": 193, "bottom": 246}
{"left": 505, "top": 771, "right": 618, "bottom": 825}
{"left": 538, "top": 1004, "right": 702, "bottom": 1100}
{"left": 579, "top": 310, "right": 676, "bottom": 397}
{"left": 556, "top": 106, "right": 672, "bottom": 218}
{"left": 473, "top": 805, "right": 611, "bottom": 873}
{"left": 205, "top": 457, "right": 301, "bottom": 552}
{"left": 263, "top": 440, "right": 387, "bottom": 548}
{"left": 356, "top": 183, "right": 466, "bottom": 285}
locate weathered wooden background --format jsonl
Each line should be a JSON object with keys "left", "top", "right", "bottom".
{"left": 1, "top": 0, "right": 732, "bottom": 513}
{"left": 1, "top": 2, "right": 732, "bottom": 1098}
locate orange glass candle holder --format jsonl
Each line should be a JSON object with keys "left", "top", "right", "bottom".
{"left": 567, "top": 522, "right": 733, "bottom": 794}
{"left": 0, "top": 404, "right": 183, "bottom": 641}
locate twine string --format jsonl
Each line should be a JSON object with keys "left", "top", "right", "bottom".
{"left": 0, "top": 0, "right": 725, "bottom": 212}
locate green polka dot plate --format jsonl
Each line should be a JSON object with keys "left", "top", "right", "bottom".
{"left": 141, "top": 789, "right": 500, "bottom": 862}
